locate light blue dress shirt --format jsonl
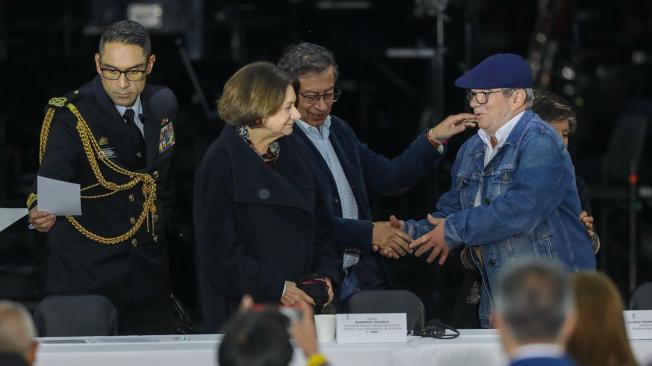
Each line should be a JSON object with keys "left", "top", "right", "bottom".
{"left": 296, "top": 117, "right": 359, "bottom": 220}
{"left": 297, "top": 116, "right": 361, "bottom": 300}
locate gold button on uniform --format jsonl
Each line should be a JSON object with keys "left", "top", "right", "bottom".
{"left": 129, "top": 217, "right": 136, "bottom": 224}
{"left": 152, "top": 171, "right": 159, "bottom": 179}
{"left": 131, "top": 239, "right": 138, "bottom": 247}
{"left": 128, "top": 194, "right": 135, "bottom": 202}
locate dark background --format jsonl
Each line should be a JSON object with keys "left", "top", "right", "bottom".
{"left": 1, "top": 0, "right": 652, "bottom": 326}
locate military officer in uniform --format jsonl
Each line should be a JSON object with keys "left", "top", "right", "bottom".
{"left": 27, "top": 20, "right": 177, "bottom": 335}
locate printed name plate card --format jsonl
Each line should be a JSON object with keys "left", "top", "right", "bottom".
{"left": 336, "top": 313, "right": 407, "bottom": 343}
{"left": 624, "top": 310, "right": 652, "bottom": 339}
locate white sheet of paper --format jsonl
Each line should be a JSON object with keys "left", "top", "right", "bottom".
{"left": 0, "top": 208, "right": 28, "bottom": 232}
{"left": 624, "top": 310, "right": 652, "bottom": 339}
{"left": 336, "top": 313, "right": 407, "bottom": 343}
{"left": 37, "top": 176, "right": 81, "bottom": 216}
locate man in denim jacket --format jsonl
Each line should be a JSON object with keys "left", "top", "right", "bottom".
{"left": 402, "top": 54, "right": 596, "bottom": 328}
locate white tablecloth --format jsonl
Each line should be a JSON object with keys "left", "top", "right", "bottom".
{"left": 35, "top": 330, "right": 652, "bottom": 366}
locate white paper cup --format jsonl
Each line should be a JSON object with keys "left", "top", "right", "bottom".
{"left": 314, "top": 314, "right": 336, "bottom": 343}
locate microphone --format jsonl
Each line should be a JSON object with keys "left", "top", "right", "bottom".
{"left": 139, "top": 113, "right": 146, "bottom": 121}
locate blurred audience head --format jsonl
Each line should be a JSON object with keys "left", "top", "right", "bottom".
{"left": 0, "top": 301, "right": 38, "bottom": 365}
{"left": 532, "top": 90, "right": 577, "bottom": 147}
{"left": 493, "top": 260, "right": 576, "bottom": 355}
{"left": 218, "top": 309, "right": 293, "bottom": 366}
{"left": 567, "top": 271, "right": 637, "bottom": 366}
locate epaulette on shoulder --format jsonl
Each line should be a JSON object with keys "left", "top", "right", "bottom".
{"left": 47, "top": 87, "right": 83, "bottom": 109}
{"left": 47, "top": 97, "right": 69, "bottom": 108}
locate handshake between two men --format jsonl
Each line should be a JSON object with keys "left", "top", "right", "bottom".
{"left": 369, "top": 112, "right": 480, "bottom": 266}
{"left": 372, "top": 214, "right": 449, "bottom": 265}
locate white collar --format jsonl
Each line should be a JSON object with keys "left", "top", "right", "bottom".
{"left": 512, "top": 343, "right": 564, "bottom": 361}
{"left": 478, "top": 110, "right": 525, "bottom": 149}
{"left": 114, "top": 95, "right": 143, "bottom": 118}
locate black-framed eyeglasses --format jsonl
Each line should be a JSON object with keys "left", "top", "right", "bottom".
{"left": 466, "top": 89, "right": 503, "bottom": 105}
{"left": 99, "top": 61, "right": 148, "bottom": 81}
{"left": 299, "top": 88, "right": 342, "bottom": 104}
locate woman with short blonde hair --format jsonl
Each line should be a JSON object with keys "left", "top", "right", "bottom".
{"left": 195, "top": 61, "right": 338, "bottom": 331}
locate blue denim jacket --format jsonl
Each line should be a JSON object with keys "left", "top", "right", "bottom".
{"left": 405, "top": 110, "right": 596, "bottom": 327}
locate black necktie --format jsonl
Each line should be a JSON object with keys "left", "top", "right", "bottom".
{"left": 122, "top": 108, "right": 146, "bottom": 168}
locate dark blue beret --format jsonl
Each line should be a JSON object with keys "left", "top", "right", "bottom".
{"left": 455, "top": 53, "right": 533, "bottom": 89}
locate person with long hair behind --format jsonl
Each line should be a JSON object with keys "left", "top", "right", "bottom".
{"left": 568, "top": 272, "right": 638, "bottom": 366}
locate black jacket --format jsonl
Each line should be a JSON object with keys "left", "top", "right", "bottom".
{"left": 194, "top": 125, "right": 339, "bottom": 331}
{"left": 0, "top": 353, "right": 30, "bottom": 366}
{"left": 0, "top": 353, "right": 29, "bottom": 366}
{"left": 30, "top": 76, "right": 178, "bottom": 303}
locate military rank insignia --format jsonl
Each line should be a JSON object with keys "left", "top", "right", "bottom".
{"left": 159, "top": 118, "right": 175, "bottom": 153}
{"left": 97, "top": 136, "right": 117, "bottom": 159}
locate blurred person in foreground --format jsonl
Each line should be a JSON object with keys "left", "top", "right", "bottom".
{"left": 493, "top": 260, "right": 578, "bottom": 366}
{"left": 398, "top": 53, "right": 595, "bottom": 328}
{"left": 532, "top": 91, "right": 600, "bottom": 253}
{"left": 0, "top": 301, "right": 38, "bottom": 366}
{"left": 567, "top": 271, "right": 638, "bottom": 366}
{"left": 278, "top": 43, "right": 476, "bottom": 303}
{"left": 194, "top": 62, "right": 338, "bottom": 332}
{"left": 219, "top": 298, "right": 329, "bottom": 366}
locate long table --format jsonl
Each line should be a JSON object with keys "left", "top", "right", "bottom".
{"left": 35, "top": 330, "right": 652, "bottom": 366}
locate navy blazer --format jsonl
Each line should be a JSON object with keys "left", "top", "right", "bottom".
{"left": 510, "top": 356, "right": 577, "bottom": 366}
{"left": 289, "top": 115, "right": 445, "bottom": 289}
{"left": 194, "top": 125, "right": 339, "bottom": 331}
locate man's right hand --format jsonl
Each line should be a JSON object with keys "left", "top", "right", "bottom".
{"left": 389, "top": 214, "right": 404, "bottom": 230}
{"left": 281, "top": 281, "right": 316, "bottom": 306}
{"left": 372, "top": 218, "right": 412, "bottom": 259}
{"left": 28, "top": 208, "right": 56, "bottom": 233}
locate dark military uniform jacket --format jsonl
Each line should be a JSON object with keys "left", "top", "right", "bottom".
{"left": 29, "top": 76, "right": 177, "bottom": 303}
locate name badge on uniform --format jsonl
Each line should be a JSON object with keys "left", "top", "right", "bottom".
{"left": 99, "top": 147, "right": 117, "bottom": 159}
{"left": 159, "top": 117, "right": 175, "bottom": 153}
{"left": 98, "top": 136, "right": 117, "bottom": 159}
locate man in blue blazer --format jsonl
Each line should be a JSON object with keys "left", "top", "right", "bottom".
{"left": 278, "top": 43, "right": 476, "bottom": 302}
{"left": 494, "top": 260, "right": 578, "bottom": 366}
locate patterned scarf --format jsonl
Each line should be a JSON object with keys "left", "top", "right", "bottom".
{"left": 237, "top": 125, "right": 280, "bottom": 166}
